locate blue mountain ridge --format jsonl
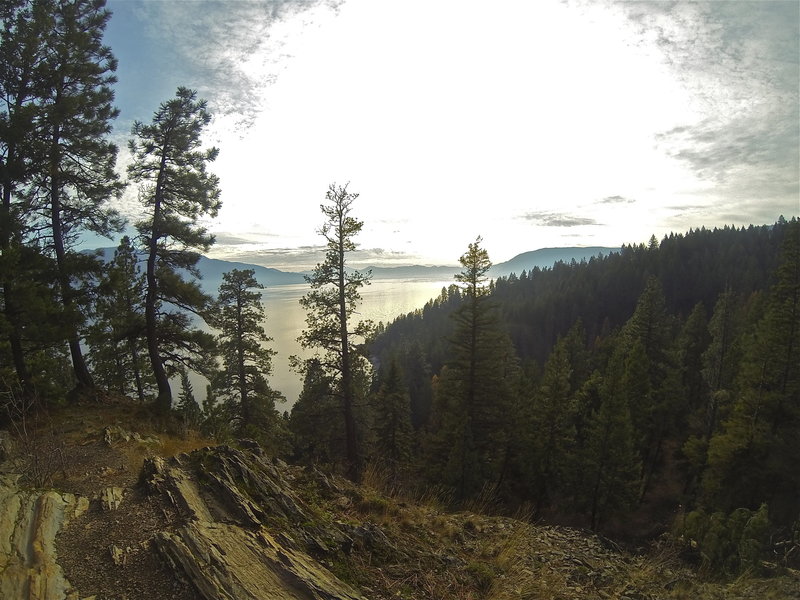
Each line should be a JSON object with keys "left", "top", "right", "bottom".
{"left": 91, "top": 246, "right": 619, "bottom": 291}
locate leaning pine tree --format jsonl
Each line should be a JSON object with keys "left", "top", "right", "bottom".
{"left": 127, "top": 87, "right": 221, "bottom": 412}
{"left": 295, "top": 183, "right": 373, "bottom": 481}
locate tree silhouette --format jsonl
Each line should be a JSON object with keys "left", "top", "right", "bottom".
{"left": 296, "top": 183, "right": 372, "bottom": 480}
{"left": 128, "top": 87, "right": 221, "bottom": 412}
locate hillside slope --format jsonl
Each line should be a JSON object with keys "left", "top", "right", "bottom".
{"left": 1, "top": 400, "right": 797, "bottom": 600}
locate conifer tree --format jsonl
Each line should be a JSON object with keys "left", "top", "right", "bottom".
{"left": 527, "top": 338, "right": 576, "bottom": 515}
{"left": 580, "top": 355, "right": 641, "bottom": 530}
{"left": 177, "top": 368, "right": 201, "bottom": 430}
{"left": 677, "top": 302, "right": 711, "bottom": 416}
{"left": 289, "top": 358, "right": 340, "bottom": 466}
{"left": 296, "top": 183, "right": 372, "bottom": 480}
{"left": 128, "top": 87, "right": 221, "bottom": 412}
{"left": 702, "top": 220, "right": 800, "bottom": 525}
{"left": 87, "top": 236, "right": 151, "bottom": 400}
{"left": 0, "top": 0, "right": 53, "bottom": 393}
{"left": 427, "top": 237, "right": 521, "bottom": 498}
{"left": 210, "top": 268, "right": 284, "bottom": 449}
{"left": 701, "top": 289, "right": 745, "bottom": 437}
{"left": 371, "top": 357, "right": 413, "bottom": 482}
{"left": 31, "top": 0, "right": 123, "bottom": 391}
{"left": 201, "top": 383, "right": 231, "bottom": 441}
{"left": 680, "top": 294, "right": 742, "bottom": 498}
{"left": 621, "top": 277, "right": 680, "bottom": 497}
{"left": 674, "top": 302, "right": 712, "bottom": 497}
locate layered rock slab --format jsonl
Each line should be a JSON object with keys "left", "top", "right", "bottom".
{"left": 0, "top": 474, "right": 88, "bottom": 600}
{"left": 144, "top": 447, "right": 364, "bottom": 600}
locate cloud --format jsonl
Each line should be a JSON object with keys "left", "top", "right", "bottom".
{"left": 130, "top": 0, "right": 345, "bottom": 129}
{"left": 656, "top": 109, "right": 799, "bottom": 197}
{"left": 213, "top": 232, "right": 280, "bottom": 246}
{"left": 598, "top": 195, "right": 635, "bottom": 205}
{"left": 210, "top": 245, "right": 323, "bottom": 270}
{"left": 207, "top": 243, "right": 424, "bottom": 271}
{"left": 518, "top": 212, "right": 600, "bottom": 227}
{"left": 621, "top": 1, "right": 799, "bottom": 205}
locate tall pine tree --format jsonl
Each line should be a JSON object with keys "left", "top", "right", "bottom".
{"left": 31, "top": 0, "right": 123, "bottom": 392}
{"left": 371, "top": 357, "right": 413, "bottom": 483}
{"left": 127, "top": 87, "right": 221, "bottom": 412}
{"left": 0, "top": 0, "right": 53, "bottom": 394}
{"left": 527, "top": 337, "right": 576, "bottom": 515}
{"left": 426, "top": 237, "right": 521, "bottom": 499}
{"left": 580, "top": 360, "right": 641, "bottom": 530}
{"left": 296, "top": 183, "right": 373, "bottom": 480}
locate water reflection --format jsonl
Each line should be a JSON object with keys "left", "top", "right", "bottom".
{"left": 263, "top": 279, "right": 452, "bottom": 407}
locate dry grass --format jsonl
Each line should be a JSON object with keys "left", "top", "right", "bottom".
{"left": 8, "top": 396, "right": 798, "bottom": 600}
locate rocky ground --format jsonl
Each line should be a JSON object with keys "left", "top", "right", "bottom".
{"left": 1, "top": 399, "right": 798, "bottom": 600}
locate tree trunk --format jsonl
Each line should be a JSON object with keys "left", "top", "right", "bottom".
{"left": 1, "top": 170, "right": 30, "bottom": 392}
{"left": 145, "top": 153, "right": 172, "bottom": 412}
{"left": 129, "top": 337, "right": 145, "bottom": 402}
{"left": 237, "top": 293, "right": 249, "bottom": 426}
{"left": 1, "top": 64, "right": 34, "bottom": 396}
{"left": 339, "top": 232, "right": 359, "bottom": 481}
{"left": 49, "top": 121, "right": 94, "bottom": 393}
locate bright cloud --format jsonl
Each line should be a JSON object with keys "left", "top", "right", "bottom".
{"left": 102, "top": 0, "right": 798, "bottom": 268}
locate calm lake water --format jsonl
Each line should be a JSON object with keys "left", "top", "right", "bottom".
{"left": 261, "top": 278, "right": 452, "bottom": 407}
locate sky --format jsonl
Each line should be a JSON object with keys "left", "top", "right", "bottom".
{"left": 99, "top": 0, "right": 800, "bottom": 271}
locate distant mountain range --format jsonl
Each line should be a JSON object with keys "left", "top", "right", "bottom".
{"left": 491, "top": 246, "right": 619, "bottom": 277}
{"left": 92, "top": 247, "right": 305, "bottom": 291}
{"left": 92, "top": 246, "right": 619, "bottom": 291}
{"left": 367, "top": 247, "right": 619, "bottom": 280}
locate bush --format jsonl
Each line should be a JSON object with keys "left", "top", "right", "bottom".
{"left": 678, "top": 503, "right": 771, "bottom": 576}
{"left": 1, "top": 382, "right": 66, "bottom": 488}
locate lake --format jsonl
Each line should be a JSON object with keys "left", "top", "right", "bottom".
{"left": 260, "top": 278, "right": 453, "bottom": 407}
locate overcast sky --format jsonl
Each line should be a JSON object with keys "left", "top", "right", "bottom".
{"left": 101, "top": 0, "right": 799, "bottom": 270}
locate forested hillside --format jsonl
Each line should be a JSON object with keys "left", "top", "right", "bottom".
{"left": 2, "top": 0, "right": 798, "bottom": 587}
{"left": 365, "top": 218, "right": 799, "bottom": 574}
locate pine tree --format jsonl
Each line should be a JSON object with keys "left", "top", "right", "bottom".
{"left": 427, "top": 237, "right": 522, "bottom": 499}
{"left": 87, "top": 236, "right": 151, "bottom": 400}
{"left": 527, "top": 338, "right": 576, "bottom": 515}
{"left": 2, "top": 0, "right": 121, "bottom": 395}
{"left": 580, "top": 355, "right": 641, "bottom": 530}
{"left": 677, "top": 302, "right": 711, "bottom": 416}
{"left": 176, "top": 369, "right": 201, "bottom": 430}
{"left": 201, "top": 383, "right": 231, "bottom": 441}
{"left": 0, "top": 0, "right": 52, "bottom": 393}
{"left": 128, "top": 87, "right": 221, "bottom": 412}
{"left": 621, "top": 276, "right": 680, "bottom": 498}
{"left": 296, "top": 183, "right": 373, "bottom": 480}
{"left": 31, "top": 0, "right": 123, "bottom": 391}
{"left": 674, "top": 302, "right": 712, "bottom": 498}
{"left": 289, "top": 358, "right": 341, "bottom": 467}
{"left": 210, "top": 268, "right": 284, "bottom": 450}
{"left": 371, "top": 357, "right": 413, "bottom": 482}
{"left": 702, "top": 220, "right": 800, "bottom": 525}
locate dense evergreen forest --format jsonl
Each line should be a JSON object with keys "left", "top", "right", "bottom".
{"left": 1, "top": 0, "right": 798, "bottom": 580}
{"left": 363, "top": 218, "right": 799, "bottom": 574}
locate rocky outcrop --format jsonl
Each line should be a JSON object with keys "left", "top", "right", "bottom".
{"left": 0, "top": 474, "right": 88, "bottom": 600}
{"left": 143, "top": 446, "right": 365, "bottom": 600}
